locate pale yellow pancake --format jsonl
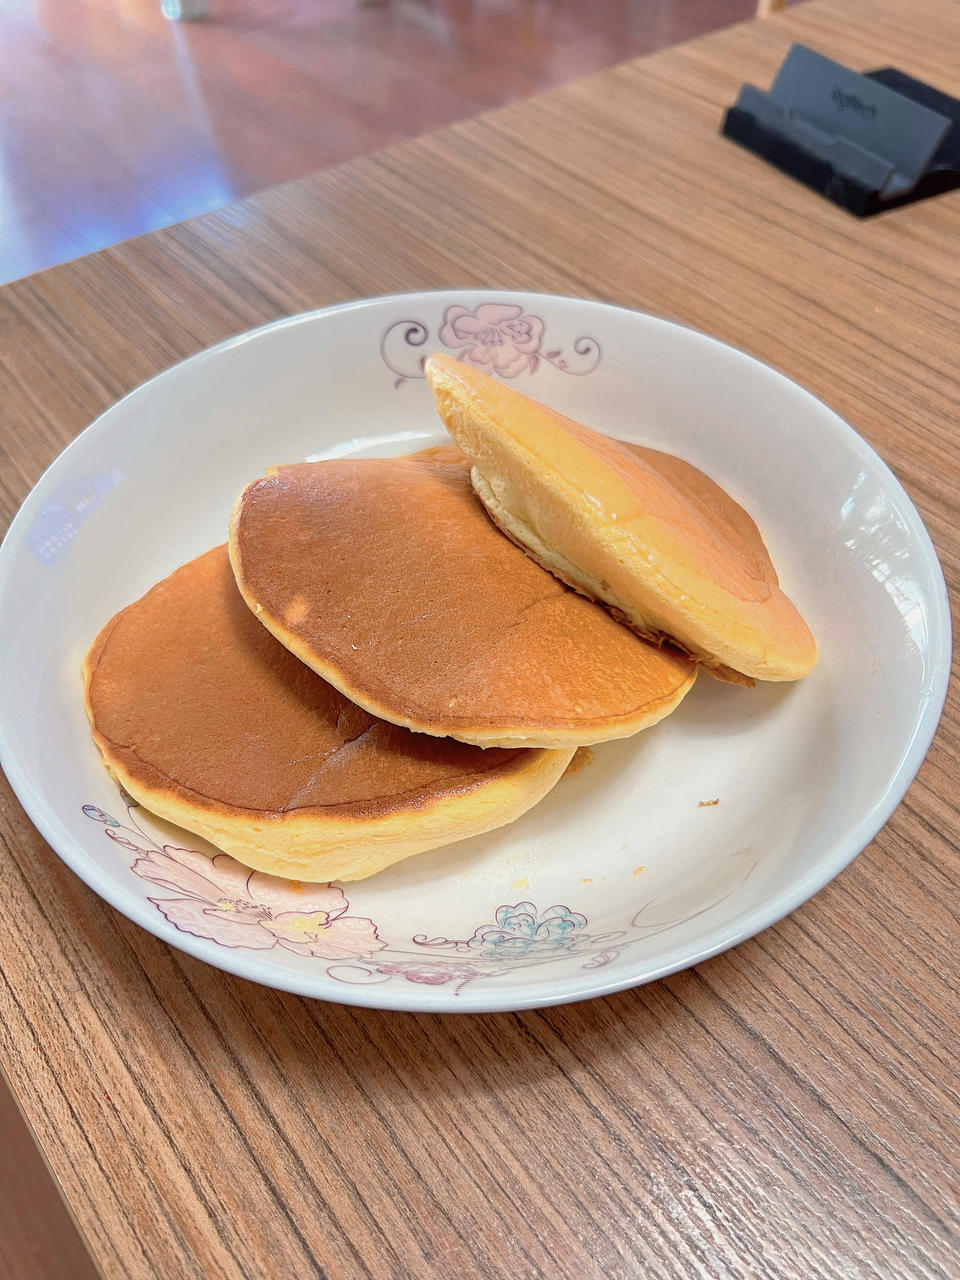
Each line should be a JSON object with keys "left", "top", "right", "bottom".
{"left": 425, "top": 353, "right": 817, "bottom": 683}
{"left": 83, "top": 546, "right": 573, "bottom": 882}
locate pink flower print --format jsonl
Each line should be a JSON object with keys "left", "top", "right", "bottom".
{"left": 264, "top": 909, "right": 388, "bottom": 960}
{"left": 440, "top": 302, "right": 544, "bottom": 377}
{"left": 130, "top": 845, "right": 385, "bottom": 959}
{"left": 372, "top": 960, "right": 488, "bottom": 994}
{"left": 375, "top": 961, "right": 459, "bottom": 985}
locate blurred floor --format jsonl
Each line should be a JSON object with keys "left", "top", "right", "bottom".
{"left": 0, "top": 0, "right": 756, "bottom": 284}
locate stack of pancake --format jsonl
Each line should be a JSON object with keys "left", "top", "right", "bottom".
{"left": 84, "top": 355, "right": 816, "bottom": 883}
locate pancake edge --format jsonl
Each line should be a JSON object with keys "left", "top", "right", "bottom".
{"left": 228, "top": 485, "right": 698, "bottom": 748}
{"left": 82, "top": 605, "right": 573, "bottom": 883}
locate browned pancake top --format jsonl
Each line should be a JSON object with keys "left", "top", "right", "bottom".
{"left": 230, "top": 450, "right": 694, "bottom": 735}
{"left": 84, "top": 546, "right": 538, "bottom": 817}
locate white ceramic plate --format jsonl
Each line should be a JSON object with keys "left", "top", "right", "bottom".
{"left": 0, "top": 292, "right": 950, "bottom": 1012}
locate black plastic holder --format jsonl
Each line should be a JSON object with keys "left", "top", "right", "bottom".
{"left": 722, "top": 45, "right": 960, "bottom": 217}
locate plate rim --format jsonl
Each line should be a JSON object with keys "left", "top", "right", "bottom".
{"left": 0, "top": 289, "right": 952, "bottom": 1012}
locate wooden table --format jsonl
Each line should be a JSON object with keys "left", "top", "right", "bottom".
{"left": 2, "top": 1, "right": 958, "bottom": 1275}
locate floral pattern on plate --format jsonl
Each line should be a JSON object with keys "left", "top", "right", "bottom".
{"left": 414, "top": 901, "right": 589, "bottom": 958}
{"left": 83, "top": 796, "right": 757, "bottom": 998}
{"left": 82, "top": 799, "right": 384, "bottom": 961}
{"left": 381, "top": 299, "right": 601, "bottom": 387}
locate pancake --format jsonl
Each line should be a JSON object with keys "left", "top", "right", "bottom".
{"left": 229, "top": 449, "right": 696, "bottom": 748}
{"left": 83, "top": 546, "right": 573, "bottom": 882}
{"left": 425, "top": 353, "right": 817, "bottom": 683}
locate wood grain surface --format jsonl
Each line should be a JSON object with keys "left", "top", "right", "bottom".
{"left": 1, "top": 1, "right": 958, "bottom": 1276}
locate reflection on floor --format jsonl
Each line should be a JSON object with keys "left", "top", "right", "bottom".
{"left": 0, "top": 1069, "right": 99, "bottom": 1280}
{"left": 0, "top": 0, "right": 756, "bottom": 284}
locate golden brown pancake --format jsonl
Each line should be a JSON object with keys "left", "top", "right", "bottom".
{"left": 83, "top": 546, "right": 573, "bottom": 882}
{"left": 229, "top": 449, "right": 696, "bottom": 748}
{"left": 425, "top": 353, "right": 817, "bottom": 683}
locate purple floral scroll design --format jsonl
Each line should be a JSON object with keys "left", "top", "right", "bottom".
{"left": 82, "top": 796, "right": 386, "bottom": 961}
{"left": 328, "top": 850, "right": 760, "bottom": 996}
{"left": 578, "top": 847, "right": 760, "bottom": 970}
{"left": 80, "top": 794, "right": 761, "bottom": 998}
{"left": 327, "top": 901, "right": 621, "bottom": 997}
{"left": 380, "top": 319, "right": 430, "bottom": 390}
{"left": 324, "top": 958, "right": 494, "bottom": 997}
{"left": 381, "top": 301, "right": 602, "bottom": 388}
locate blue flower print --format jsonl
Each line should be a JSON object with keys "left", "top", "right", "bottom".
{"left": 466, "top": 902, "right": 588, "bottom": 959}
